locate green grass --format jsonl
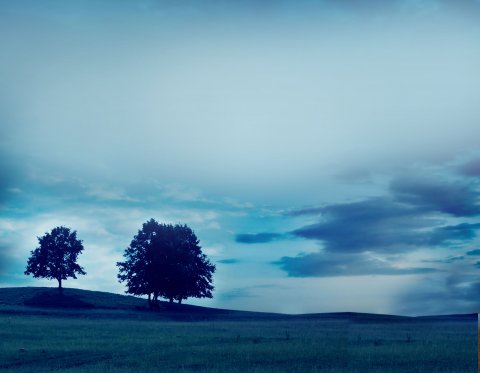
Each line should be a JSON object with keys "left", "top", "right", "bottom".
{"left": 0, "top": 287, "right": 477, "bottom": 372}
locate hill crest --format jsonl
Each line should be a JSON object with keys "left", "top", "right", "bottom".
{"left": 0, "top": 287, "right": 475, "bottom": 322}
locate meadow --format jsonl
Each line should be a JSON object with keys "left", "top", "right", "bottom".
{"left": 0, "top": 288, "right": 477, "bottom": 372}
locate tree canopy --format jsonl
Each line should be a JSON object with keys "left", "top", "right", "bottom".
{"left": 25, "top": 226, "right": 86, "bottom": 292}
{"left": 117, "top": 219, "right": 215, "bottom": 306}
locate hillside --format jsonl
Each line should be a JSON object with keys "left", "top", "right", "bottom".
{"left": 0, "top": 287, "right": 476, "bottom": 322}
{"left": 0, "top": 286, "right": 143, "bottom": 309}
{"left": 0, "top": 287, "right": 288, "bottom": 321}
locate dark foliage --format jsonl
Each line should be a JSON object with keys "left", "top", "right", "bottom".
{"left": 117, "top": 219, "right": 215, "bottom": 307}
{"left": 24, "top": 226, "right": 86, "bottom": 292}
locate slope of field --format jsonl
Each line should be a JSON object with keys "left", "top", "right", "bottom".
{"left": 0, "top": 286, "right": 143, "bottom": 308}
{"left": 0, "top": 287, "right": 477, "bottom": 372}
{"left": 2, "top": 287, "right": 470, "bottom": 321}
{"left": 0, "top": 287, "right": 288, "bottom": 321}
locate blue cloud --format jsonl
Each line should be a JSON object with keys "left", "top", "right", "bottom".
{"left": 219, "top": 284, "right": 280, "bottom": 301}
{"left": 275, "top": 183, "right": 480, "bottom": 277}
{"left": 396, "top": 273, "right": 480, "bottom": 315}
{"left": 429, "top": 223, "right": 480, "bottom": 245}
{"left": 287, "top": 206, "right": 324, "bottom": 216}
{"left": 466, "top": 249, "right": 480, "bottom": 256}
{"left": 217, "top": 258, "right": 240, "bottom": 264}
{"left": 422, "top": 256, "right": 464, "bottom": 264}
{"left": 275, "top": 252, "right": 439, "bottom": 277}
{"left": 219, "top": 287, "right": 254, "bottom": 301}
{"left": 235, "top": 232, "right": 284, "bottom": 244}
{"left": 286, "top": 178, "right": 480, "bottom": 255}
{"left": 390, "top": 177, "right": 480, "bottom": 217}
{"left": 459, "top": 158, "right": 480, "bottom": 177}
{"left": 291, "top": 198, "right": 430, "bottom": 253}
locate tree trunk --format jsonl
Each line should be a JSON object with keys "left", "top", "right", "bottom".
{"left": 148, "top": 293, "right": 152, "bottom": 308}
{"left": 152, "top": 292, "right": 159, "bottom": 308}
{"left": 169, "top": 297, "right": 173, "bottom": 303}
{"left": 57, "top": 278, "right": 63, "bottom": 295}
{"left": 178, "top": 299, "right": 182, "bottom": 304}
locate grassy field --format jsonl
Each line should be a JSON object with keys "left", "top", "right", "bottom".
{"left": 0, "top": 287, "right": 477, "bottom": 372}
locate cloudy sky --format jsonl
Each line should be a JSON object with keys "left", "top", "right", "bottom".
{"left": 1, "top": 0, "right": 480, "bottom": 316}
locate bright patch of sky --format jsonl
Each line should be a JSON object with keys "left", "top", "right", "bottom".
{"left": 1, "top": 0, "right": 480, "bottom": 315}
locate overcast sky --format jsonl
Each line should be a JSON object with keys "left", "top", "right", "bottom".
{"left": 1, "top": 0, "right": 480, "bottom": 315}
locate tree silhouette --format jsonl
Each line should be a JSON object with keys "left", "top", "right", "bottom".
{"left": 117, "top": 219, "right": 215, "bottom": 307}
{"left": 25, "top": 226, "right": 86, "bottom": 293}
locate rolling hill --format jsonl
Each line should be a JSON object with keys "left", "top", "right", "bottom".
{"left": 0, "top": 287, "right": 475, "bottom": 322}
{"left": 0, "top": 287, "right": 291, "bottom": 321}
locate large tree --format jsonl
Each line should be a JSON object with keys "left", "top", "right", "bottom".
{"left": 25, "top": 226, "right": 86, "bottom": 293}
{"left": 117, "top": 219, "right": 215, "bottom": 307}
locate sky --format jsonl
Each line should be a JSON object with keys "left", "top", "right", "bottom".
{"left": 1, "top": 0, "right": 480, "bottom": 316}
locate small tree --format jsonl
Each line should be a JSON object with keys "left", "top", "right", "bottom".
{"left": 117, "top": 219, "right": 215, "bottom": 307}
{"left": 25, "top": 226, "right": 86, "bottom": 293}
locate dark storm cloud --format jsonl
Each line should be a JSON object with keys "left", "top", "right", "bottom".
{"left": 397, "top": 273, "right": 480, "bottom": 315}
{"left": 292, "top": 218, "right": 480, "bottom": 254}
{"left": 291, "top": 198, "right": 430, "bottom": 253}
{"left": 443, "top": 256, "right": 464, "bottom": 263}
{"left": 235, "top": 232, "right": 284, "bottom": 244}
{"left": 242, "top": 192, "right": 480, "bottom": 257}
{"left": 466, "top": 249, "right": 480, "bottom": 256}
{"left": 288, "top": 178, "right": 480, "bottom": 253}
{"left": 390, "top": 177, "right": 480, "bottom": 217}
{"left": 274, "top": 252, "right": 439, "bottom": 277}
{"left": 422, "top": 255, "right": 464, "bottom": 264}
{"left": 459, "top": 158, "right": 480, "bottom": 177}
{"left": 429, "top": 223, "right": 480, "bottom": 245}
{"left": 272, "top": 186, "right": 480, "bottom": 276}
